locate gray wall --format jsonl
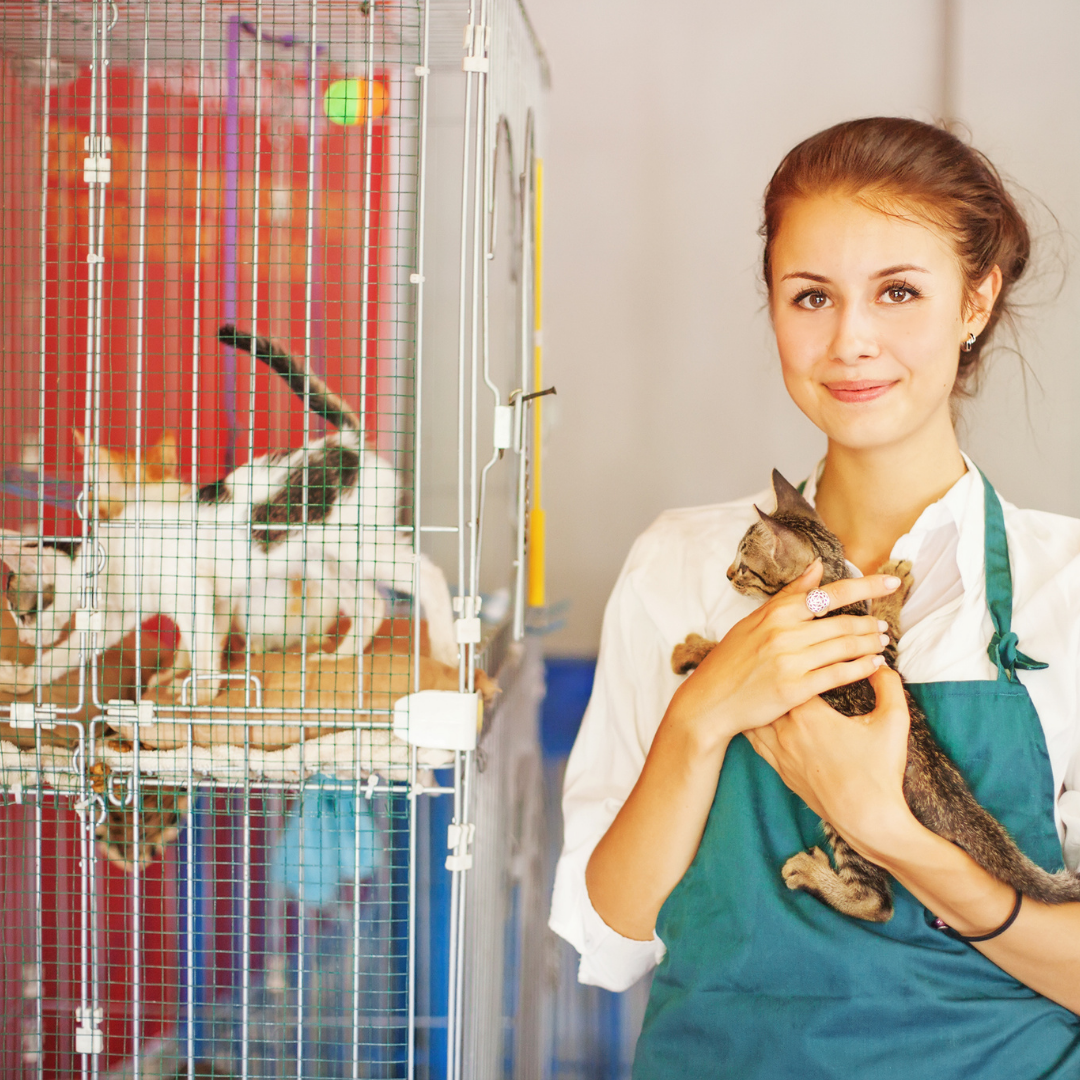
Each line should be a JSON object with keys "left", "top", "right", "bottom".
{"left": 528, "top": 0, "right": 1080, "bottom": 655}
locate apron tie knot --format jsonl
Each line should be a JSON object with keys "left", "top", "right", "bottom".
{"left": 987, "top": 629, "right": 1048, "bottom": 681}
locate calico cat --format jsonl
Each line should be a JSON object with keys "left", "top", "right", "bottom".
{"left": 0, "top": 326, "right": 456, "bottom": 699}
{"left": 671, "top": 469, "right": 1080, "bottom": 922}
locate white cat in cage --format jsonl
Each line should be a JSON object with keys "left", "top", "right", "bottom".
{"left": 0, "top": 329, "right": 457, "bottom": 699}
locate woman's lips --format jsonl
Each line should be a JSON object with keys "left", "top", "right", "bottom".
{"left": 824, "top": 380, "right": 896, "bottom": 403}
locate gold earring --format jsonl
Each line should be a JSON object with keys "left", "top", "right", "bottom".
{"left": 962, "top": 332, "right": 977, "bottom": 353}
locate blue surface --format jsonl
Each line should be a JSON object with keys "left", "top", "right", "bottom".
{"left": 541, "top": 657, "right": 597, "bottom": 759}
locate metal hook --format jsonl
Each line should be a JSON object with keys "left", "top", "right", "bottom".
{"left": 107, "top": 2, "right": 119, "bottom": 33}
{"left": 520, "top": 385, "right": 556, "bottom": 403}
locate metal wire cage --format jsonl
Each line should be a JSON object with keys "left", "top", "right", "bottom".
{"left": 0, "top": 1, "right": 549, "bottom": 1076}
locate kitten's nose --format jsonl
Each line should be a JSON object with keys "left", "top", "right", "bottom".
{"left": 726, "top": 563, "right": 735, "bottom": 581}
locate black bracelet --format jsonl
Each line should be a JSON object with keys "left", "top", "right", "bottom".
{"left": 937, "top": 888, "right": 1023, "bottom": 944}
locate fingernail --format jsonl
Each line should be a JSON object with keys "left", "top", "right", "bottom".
{"left": 877, "top": 620, "right": 888, "bottom": 632}
{"left": 872, "top": 655, "right": 885, "bottom": 668}
{"left": 884, "top": 576, "right": 902, "bottom": 590}
{"left": 880, "top": 634, "right": 890, "bottom": 647}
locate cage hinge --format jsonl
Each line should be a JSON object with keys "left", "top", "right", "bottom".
{"left": 446, "top": 821, "right": 475, "bottom": 872}
{"left": 74, "top": 1007, "right": 103, "bottom": 1055}
{"left": 392, "top": 690, "right": 481, "bottom": 751}
{"left": 8, "top": 702, "right": 59, "bottom": 729}
{"left": 105, "top": 699, "right": 155, "bottom": 726}
{"left": 462, "top": 23, "right": 490, "bottom": 72}
{"left": 74, "top": 608, "right": 105, "bottom": 634}
{"left": 82, "top": 135, "right": 112, "bottom": 185}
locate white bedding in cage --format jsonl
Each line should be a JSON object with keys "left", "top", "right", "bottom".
{"left": 0, "top": 722, "right": 453, "bottom": 790}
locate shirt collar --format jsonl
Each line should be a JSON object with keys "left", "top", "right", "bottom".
{"left": 798, "top": 452, "right": 984, "bottom": 591}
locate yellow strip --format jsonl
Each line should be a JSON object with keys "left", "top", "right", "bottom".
{"left": 527, "top": 157, "right": 546, "bottom": 608}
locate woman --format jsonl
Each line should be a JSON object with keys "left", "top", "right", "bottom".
{"left": 549, "top": 118, "right": 1080, "bottom": 1077}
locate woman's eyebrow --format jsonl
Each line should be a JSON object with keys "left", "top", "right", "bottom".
{"left": 874, "top": 263, "right": 930, "bottom": 277}
{"left": 780, "top": 271, "right": 829, "bottom": 283}
{"left": 780, "top": 264, "right": 931, "bottom": 284}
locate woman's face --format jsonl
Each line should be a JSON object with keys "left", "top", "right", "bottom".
{"left": 769, "top": 193, "right": 992, "bottom": 453}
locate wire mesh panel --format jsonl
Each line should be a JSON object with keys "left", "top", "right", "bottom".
{"left": 0, "top": 1, "right": 548, "bottom": 1077}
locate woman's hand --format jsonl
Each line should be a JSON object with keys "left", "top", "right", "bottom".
{"left": 745, "top": 665, "right": 917, "bottom": 860}
{"left": 667, "top": 559, "right": 901, "bottom": 752}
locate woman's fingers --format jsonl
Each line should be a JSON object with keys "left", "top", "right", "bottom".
{"left": 866, "top": 664, "right": 906, "bottom": 718}
{"left": 786, "top": 612, "right": 888, "bottom": 647}
{"left": 796, "top": 628, "right": 889, "bottom": 672}
{"left": 774, "top": 564, "right": 901, "bottom": 622}
{"left": 804, "top": 653, "right": 885, "bottom": 699}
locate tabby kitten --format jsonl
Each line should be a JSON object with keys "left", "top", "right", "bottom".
{"left": 671, "top": 469, "right": 1080, "bottom": 922}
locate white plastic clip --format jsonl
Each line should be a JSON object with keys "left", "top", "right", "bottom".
{"left": 74, "top": 1007, "right": 103, "bottom": 1055}
{"left": 82, "top": 135, "right": 112, "bottom": 185}
{"left": 493, "top": 405, "right": 513, "bottom": 450}
{"left": 8, "top": 702, "right": 58, "bottom": 729}
{"left": 446, "top": 821, "right": 475, "bottom": 872}
{"left": 105, "top": 699, "right": 155, "bottom": 727}
{"left": 393, "top": 691, "right": 481, "bottom": 751}
{"left": 414, "top": 65, "right": 429, "bottom": 77}
{"left": 454, "top": 617, "right": 482, "bottom": 644}
{"left": 409, "top": 272, "right": 425, "bottom": 284}
{"left": 462, "top": 22, "right": 490, "bottom": 72}
{"left": 363, "top": 772, "right": 379, "bottom": 800}
{"left": 74, "top": 608, "right": 105, "bottom": 634}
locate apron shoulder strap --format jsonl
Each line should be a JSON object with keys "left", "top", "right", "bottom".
{"left": 978, "top": 468, "right": 1048, "bottom": 682}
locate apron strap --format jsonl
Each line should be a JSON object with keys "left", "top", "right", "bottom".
{"left": 978, "top": 469, "right": 1048, "bottom": 682}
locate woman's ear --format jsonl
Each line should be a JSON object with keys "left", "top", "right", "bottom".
{"left": 966, "top": 264, "right": 1003, "bottom": 337}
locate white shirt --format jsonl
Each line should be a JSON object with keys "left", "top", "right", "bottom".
{"left": 549, "top": 458, "right": 1080, "bottom": 992}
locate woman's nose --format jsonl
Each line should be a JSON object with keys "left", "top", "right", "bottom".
{"left": 830, "top": 303, "right": 880, "bottom": 365}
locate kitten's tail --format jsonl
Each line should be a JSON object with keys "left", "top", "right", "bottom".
{"left": 218, "top": 325, "right": 361, "bottom": 432}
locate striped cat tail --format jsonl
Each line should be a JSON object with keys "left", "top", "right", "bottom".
{"left": 218, "top": 324, "right": 361, "bottom": 432}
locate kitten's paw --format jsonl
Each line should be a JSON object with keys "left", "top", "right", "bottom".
{"left": 782, "top": 847, "right": 834, "bottom": 893}
{"left": 783, "top": 847, "right": 894, "bottom": 922}
{"left": 670, "top": 633, "right": 718, "bottom": 675}
{"left": 876, "top": 559, "right": 914, "bottom": 604}
{"left": 0, "top": 661, "right": 39, "bottom": 698}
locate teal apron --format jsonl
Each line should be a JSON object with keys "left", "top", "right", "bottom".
{"left": 634, "top": 473, "right": 1080, "bottom": 1079}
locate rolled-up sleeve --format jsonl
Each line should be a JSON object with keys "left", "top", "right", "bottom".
{"left": 548, "top": 534, "right": 678, "bottom": 991}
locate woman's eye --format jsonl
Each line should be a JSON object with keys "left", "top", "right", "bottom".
{"left": 794, "top": 290, "right": 829, "bottom": 310}
{"left": 883, "top": 284, "right": 918, "bottom": 303}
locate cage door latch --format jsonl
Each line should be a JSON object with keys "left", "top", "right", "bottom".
{"left": 74, "top": 1007, "right": 103, "bottom": 1055}
{"left": 82, "top": 136, "right": 112, "bottom": 185}
{"left": 446, "top": 821, "right": 475, "bottom": 872}
{"left": 105, "top": 699, "right": 155, "bottom": 727}
{"left": 392, "top": 690, "right": 481, "bottom": 751}
{"left": 8, "top": 702, "right": 58, "bottom": 728}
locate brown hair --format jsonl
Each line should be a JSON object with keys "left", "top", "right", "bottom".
{"left": 761, "top": 117, "right": 1030, "bottom": 388}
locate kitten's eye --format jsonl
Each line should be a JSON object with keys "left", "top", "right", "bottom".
{"left": 793, "top": 289, "right": 830, "bottom": 310}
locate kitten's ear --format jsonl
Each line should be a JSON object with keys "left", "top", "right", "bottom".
{"left": 156, "top": 431, "right": 180, "bottom": 474}
{"left": 771, "top": 469, "right": 823, "bottom": 522}
{"left": 72, "top": 428, "right": 86, "bottom": 454}
{"left": 146, "top": 432, "right": 181, "bottom": 481}
{"left": 0, "top": 537, "right": 63, "bottom": 582}
{"left": 753, "top": 505, "right": 816, "bottom": 567}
